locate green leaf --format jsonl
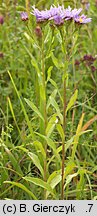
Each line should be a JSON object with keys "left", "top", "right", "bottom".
{"left": 4, "top": 147, "right": 23, "bottom": 175}
{"left": 49, "top": 79, "right": 63, "bottom": 103}
{"left": 76, "top": 169, "right": 85, "bottom": 199}
{"left": 46, "top": 170, "right": 62, "bottom": 198}
{"left": 47, "top": 93, "right": 63, "bottom": 123}
{"left": 64, "top": 173, "right": 78, "bottom": 189}
{"left": 47, "top": 170, "right": 61, "bottom": 188}
{"left": 8, "top": 71, "right": 35, "bottom": 140}
{"left": 46, "top": 66, "right": 53, "bottom": 83}
{"left": 23, "top": 177, "right": 55, "bottom": 198}
{"left": 46, "top": 114, "right": 58, "bottom": 138}
{"left": 25, "top": 98, "right": 44, "bottom": 122}
{"left": 56, "top": 124, "right": 65, "bottom": 141}
{"left": 72, "top": 113, "right": 85, "bottom": 159}
{"left": 7, "top": 97, "right": 21, "bottom": 136}
{"left": 28, "top": 152, "right": 44, "bottom": 177}
{"left": 33, "top": 140, "right": 46, "bottom": 159}
{"left": 65, "top": 161, "right": 76, "bottom": 177}
{"left": 4, "top": 181, "right": 37, "bottom": 200}
{"left": 66, "top": 89, "right": 78, "bottom": 114}
{"left": 51, "top": 53, "right": 60, "bottom": 69}
{"left": 51, "top": 53, "right": 63, "bottom": 69}
{"left": 35, "top": 132, "right": 61, "bottom": 161}
{"left": 47, "top": 89, "right": 57, "bottom": 109}
{"left": 24, "top": 32, "right": 34, "bottom": 44}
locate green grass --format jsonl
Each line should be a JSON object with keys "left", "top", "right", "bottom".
{"left": 0, "top": 0, "right": 97, "bottom": 200}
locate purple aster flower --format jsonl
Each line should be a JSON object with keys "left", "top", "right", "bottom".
{"left": 52, "top": 14, "right": 64, "bottom": 25}
{"left": 20, "top": 12, "right": 28, "bottom": 21}
{"left": 32, "top": 6, "right": 50, "bottom": 22}
{"left": 48, "top": 5, "right": 65, "bottom": 25}
{"left": 32, "top": 5, "right": 65, "bottom": 23}
{"left": 64, "top": 7, "right": 82, "bottom": 20}
{"left": 74, "top": 14, "right": 91, "bottom": 24}
{"left": 64, "top": 6, "right": 72, "bottom": 17}
{"left": 32, "top": 5, "right": 91, "bottom": 25}
{"left": 71, "top": 8, "right": 82, "bottom": 18}
{"left": 49, "top": 5, "right": 64, "bottom": 18}
{"left": 0, "top": 15, "right": 4, "bottom": 25}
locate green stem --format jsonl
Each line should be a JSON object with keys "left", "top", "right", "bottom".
{"left": 61, "top": 77, "right": 66, "bottom": 200}
{"left": 41, "top": 31, "right": 47, "bottom": 199}
{"left": 60, "top": 28, "right": 67, "bottom": 199}
{"left": 25, "top": 0, "right": 30, "bottom": 15}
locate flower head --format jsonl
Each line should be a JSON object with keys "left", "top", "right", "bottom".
{"left": 32, "top": 5, "right": 65, "bottom": 23}
{"left": 20, "top": 12, "right": 28, "bottom": 21}
{"left": 74, "top": 14, "right": 91, "bottom": 24}
{"left": 49, "top": 5, "right": 63, "bottom": 18}
{"left": 31, "top": 5, "right": 91, "bottom": 25}
{"left": 32, "top": 6, "right": 49, "bottom": 22}
{"left": 52, "top": 14, "right": 64, "bottom": 25}
{"left": 82, "top": 54, "right": 96, "bottom": 66}
{"left": 64, "top": 7, "right": 82, "bottom": 20}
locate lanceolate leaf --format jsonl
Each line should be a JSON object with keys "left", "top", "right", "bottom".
{"left": 4, "top": 181, "right": 37, "bottom": 200}
{"left": 4, "top": 147, "right": 23, "bottom": 175}
{"left": 28, "top": 152, "right": 44, "bottom": 177}
{"left": 46, "top": 114, "right": 58, "bottom": 138}
{"left": 33, "top": 140, "right": 46, "bottom": 159}
{"left": 72, "top": 113, "right": 85, "bottom": 159}
{"left": 7, "top": 71, "right": 35, "bottom": 139}
{"left": 35, "top": 132, "right": 60, "bottom": 161}
{"left": 25, "top": 98, "right": 44, "bottom": 122}
{"left": 66, "top": 89, "right": 78, "bottom": 114}
{"left": 47, "top": 94, "right": 63, "bottom": 123}
{"left": 81, "top": 115, "right": 97, "bottom": 131}
{"left": 23, "top": 177, "right": 55, "bottom": 198}
{"left": 47, "top": 170, "right": 62, "bottom": 189}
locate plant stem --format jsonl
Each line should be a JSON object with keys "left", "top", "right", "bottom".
{"left": 25, "top": 0, "right": 30, "bottom": 15}
{"left": 60, "top": 28, "right": 67, "bottom": 199}
{"left": 61, "top": 77, "right": 66, "bottom": 200}
{"left": 41, "top": 31, "right": 47, "bottom": 199}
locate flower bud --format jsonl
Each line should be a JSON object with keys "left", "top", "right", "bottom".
{"left": 0, "top": 15, "right": 4, "bottom": 25}
{"left": 20, "top": 12, "right": 28, "bottom": 21}
{"left": 35, "top": 26, "right": 42, "bottom": 37}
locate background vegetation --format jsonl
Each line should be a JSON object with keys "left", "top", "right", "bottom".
{"left": 0, "top": 0, "right": 97, "bottom": 200}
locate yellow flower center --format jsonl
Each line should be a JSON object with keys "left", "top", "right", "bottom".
{"left": 79, "top": 17, "right": 83, "bottom": 23}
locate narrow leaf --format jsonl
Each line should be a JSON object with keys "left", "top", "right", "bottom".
{"left": 82, "top": 115, "right": 97, "bottom": 131}
{"left": 66, "top": 89, "right": 78, "bottom": 114}
{"left": 7, "top": 71, "right": 35, "bottom": 139}
{"left": 72, "top": 113, "right": 85, "bottom": 159}
{"left": 28, "top": 152, "right": 44, "bottom": 177}
{"left": 25, "top": 98, "right": 44, "bottom": 122}
{"left": 4, "top": 147, "right": 23, "bottom": 175}
{"left": 23, "top": 177, "right": 55, "bottom": 198}
{"left": 4, "top": 181, "right": 37, "bottom": 200}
